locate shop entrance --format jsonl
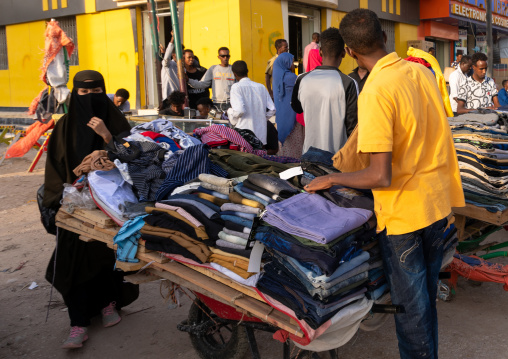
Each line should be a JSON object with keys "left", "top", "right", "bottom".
{"left": 142, "top": 9, "right": 173, "bottom": 108}
{"left": 288, "top": 4, "right": 320, "bottom": 74}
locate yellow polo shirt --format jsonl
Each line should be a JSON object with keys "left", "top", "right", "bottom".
{"left": 357, "top": 52, "right": 464, "bottom": 235}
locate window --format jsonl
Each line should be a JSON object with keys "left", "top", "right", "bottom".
{"left": 58, "top": 16, "right": 78, "bottom": 66}
{"left": 0, "top": 27, "right": 7, "bottom": 70}
{"left": 380, "top": 19, "right": 395, "bottom": 54}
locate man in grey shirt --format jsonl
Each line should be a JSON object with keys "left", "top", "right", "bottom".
{"left": 188, "top": 47, "right": 235, "bottom": 111}
{"left": 291, "top": 27, "right": 358, "bottom": 154}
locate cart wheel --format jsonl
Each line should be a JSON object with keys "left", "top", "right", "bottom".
{"left": 187, "top": 300, "right": 249, "bottom": 359}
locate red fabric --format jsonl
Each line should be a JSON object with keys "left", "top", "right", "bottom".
{"left": 306, "top": 49, "right": 322, "bottom": 72}
{"left": 273, "top": 330, "right": 290, "bottom": 343}
{"left": 447, "top": 255, "right": 508, "bottom": 291}
{"left": 194, "top": 125, "right": 266, "bottom": 156}
{"left": 296, "top": 113, "right": 305, "bottom": 127}
{"left": 5, "top": 120, "right": 54, "bottom": 159}
{"left": 141, "top": 131, "right": 165, "bottom": 140}
{"left": 404, "top": 56, "right": 431, "bottom": 68}
{"left": 28, "top": 20, "right": 75, "bottom": 115}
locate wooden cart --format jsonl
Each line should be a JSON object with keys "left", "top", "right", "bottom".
{"left": 55, "top": 208, "right": 347, "bottom": 359}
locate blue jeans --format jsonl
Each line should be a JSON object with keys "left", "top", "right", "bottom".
{"left": 379, "top": 217, "right": 447, "bottom": 359}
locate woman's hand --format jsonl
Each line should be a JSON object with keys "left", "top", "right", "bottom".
{"left": 87, "top": 117, "right": 112, "bottom": 143}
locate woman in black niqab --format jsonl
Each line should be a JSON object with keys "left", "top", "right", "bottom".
{"left": 42, "top": 70, "right": 137, "bottom": 349}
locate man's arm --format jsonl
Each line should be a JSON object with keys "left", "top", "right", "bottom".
{"left": 226, "top": 85, "right": 244, "bottom": 126}
{"left": 493, "top": 95, "right": 501, "bottom": 108}
{"left": 265, "top": 74, "right": 273, "bottom": 98}
{"left": 343, "top": 76, "right": 359, "bottom": 137}
{"left": 305, "top": 152, "right": 392, "bottom": 192}
{"left": 456, "top": 99, "right": 472, "bottom": 114}
{"left": 291, "top": 74, "right": 305, "bottom": 114}
{"left": 456, "top": 83, "right": 471, "bottom": 114}
{"left": 188, "top": 67, "right": 213, "bottom": 89}
{"left": 265, "top": 90, "right": 276, "bottom": 119}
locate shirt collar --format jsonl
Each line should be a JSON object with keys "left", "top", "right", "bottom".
{"left": 239, "top": 77, "right": 251, "bottom": 83}
{"left": 363, "top": 52, "right": 400, "bottom": 88}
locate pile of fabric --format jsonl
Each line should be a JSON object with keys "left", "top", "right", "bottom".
{"left": 450, "top": 113, "right": 508, "bottom": 212}
{"left": 254, "top": 192, "right": 384, "bottom": 331}
{"left": 72, "top": 120, "right": 400, "bottom": 348}
{"left": 194, "top": 124, "right": 267, "bottom": 156}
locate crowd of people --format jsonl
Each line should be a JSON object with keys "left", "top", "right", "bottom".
{"left": 44, "top": 7, "right": 504, "bottom": 359}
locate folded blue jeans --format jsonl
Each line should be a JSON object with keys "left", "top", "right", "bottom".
{"left": 197, "top": 186, "right": 230, "bottom": 200}
{"left": 220, "top": 210, "right": 257, "bottom": 220}
{"left": 263, "top": 193, "right": 372, "bottom": 244}
{"left": 221, "top": 214, "right": 253, "bottom": 228}
{"left": 239, "top": 185, "right": 276, "bottom": 204}
{"left": 113, "top": 215, "right": 148, "bottom": 263}
{"left": 289, "top": 250, "right": 371, "bottom": 287}
{"left": 379, "top": 217, "right": 447, "bottom": 359}
{"left": 234, "top": 184, "right": 270, "bottom": 207}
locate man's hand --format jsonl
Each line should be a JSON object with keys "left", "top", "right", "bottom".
{"left": 87, "top": 117, "right": 112, "bottom": 143}
{"left": 305, "top": 176, "right": 332, "bottom": 193}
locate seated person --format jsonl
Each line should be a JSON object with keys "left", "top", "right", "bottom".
{"left": 196, "top": 97, "right": 214, "bottom": 119}
{"left": 107, "top": 88, "right": 130, "bottom": 113}
{"left": 457, "top": 52, "right": 500, "bottom": 114}
{"left": 159, "top": 91, "right": 186, "bottom": 117}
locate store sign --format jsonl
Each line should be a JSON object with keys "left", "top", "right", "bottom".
{"left": 451, "top": 0, "right": 508, "bottom": 28}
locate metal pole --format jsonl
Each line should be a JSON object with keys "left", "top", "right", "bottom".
{"left": 148, "top": 0, "right": 163, "bottom": 106}
{"left": 169, "top": 0, "right": 188, "bottom": 105}
{"left": 486, "top": 0, "right": 493, "bottom": 78}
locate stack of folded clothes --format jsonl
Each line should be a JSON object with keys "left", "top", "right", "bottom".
{"left": 450, "top": 121, "right": 508, "bottom": 211}
{"left": 139, "top": 206, "right": 214, "bottom": 264}
{"left": 300, "top": 147, "right": 339, "bottom": 186}
{"left": 255, "top": 193, "right": 378, "bottom": 329}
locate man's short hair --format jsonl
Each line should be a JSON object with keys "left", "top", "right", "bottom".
{"left": 460, "top": 55, "right": 472, "bottom": 64}
{"left": 503, "top": 80, "right": 508, "bottom": 87}
{"left": 472, "top": 52, "right": 488, "bottom": 65}
{"left": 339, "top": 9, "right": 383, "bottom": 55}
{"left": 232, "top": 60, "right": 249, "bottom": 77}
{"left": 429, "top": 47, "right": 435, "bottom": 51}
{"left": 168, "top": 91, "right": 186, "bottom": 106}
{"left": 183, "top": 49, "right": 194, "bottom": 56}
{"left": 312, "top": 32, "right": 320, "bottom": 41}
{"left": 320, "top": 27, "right": 345, "bottom": 59}
{"left": 115, "top": 88, "right": 129, "bottom": 100}
{"left": 274, "top": 39, "right": 287, "bottom": 51}
{"left": 218, "top": 47, "right": 229, "bottom": 54}
{"left": 196, "top": 97, "right": 214, "bottom": 108}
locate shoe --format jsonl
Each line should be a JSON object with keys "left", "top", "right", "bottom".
{"left": 102, "top": 301, "right": 121, "bottom": 328}
{"left": 61, "top": 326, "right": 88, "bottom": 349}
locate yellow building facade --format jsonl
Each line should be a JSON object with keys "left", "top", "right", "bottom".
{"left": 0, "top": 0, "right": 420, "bottom": 110}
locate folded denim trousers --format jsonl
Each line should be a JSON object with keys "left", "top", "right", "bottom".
{"left": 221, "top": 202, "right": 261, "bottom": 215}
{"left": 220, "top": 210, "right": 257, "bottom": 220}
{"left": 263, "top": 193, "right": 372, "bottom": 244}
{"left": 221, "top": 215, "right": 253, "bottom": 228}
{"left": 234, "top": 184, "right": 271, "bottom": 207}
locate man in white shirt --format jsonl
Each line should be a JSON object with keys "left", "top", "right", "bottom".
{"left": 227, "top": 61, "right": 276, "bottom": 145}
{"left": 303, "top": 32, "right": 320, "bottom": 71}
{"left": 448, "top": 55, "right": 472, "bottom": 114}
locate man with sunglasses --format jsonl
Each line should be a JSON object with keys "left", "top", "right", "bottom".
{"left": 188, "top": 47, "right": 235, "bottom": 111}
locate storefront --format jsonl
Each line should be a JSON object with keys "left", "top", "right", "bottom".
{"left": 420, "top": 0, "right": 508, "bottom": 70}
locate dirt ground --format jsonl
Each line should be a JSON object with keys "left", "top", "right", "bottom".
{"left": 1, "top": 145, "right": 508, "bottom": 359}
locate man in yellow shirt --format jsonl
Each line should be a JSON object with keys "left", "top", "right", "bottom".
{"left": 305, "top": 9, "right": 464, "bottom": 359}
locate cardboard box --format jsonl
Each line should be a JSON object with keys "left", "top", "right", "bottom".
{"left": 407, "top": 40, "right": 434, "bottom": 52}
